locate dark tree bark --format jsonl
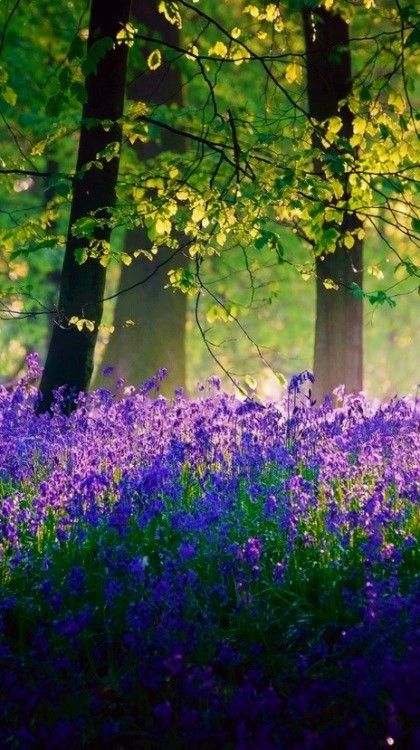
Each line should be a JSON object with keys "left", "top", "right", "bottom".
{"left": 38, "top": 0, "right": 132, "bottom": 411}
{"left": 96, "top": 0, "right": 187, "bottom": 396}
{"left": 303, "top": 8, "right": 363, "bottom": 403}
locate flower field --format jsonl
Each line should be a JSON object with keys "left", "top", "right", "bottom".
{"left": 0, "top": 357, "right": 419, "bottom": 749}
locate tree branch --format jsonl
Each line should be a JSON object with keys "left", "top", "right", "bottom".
{"left": 0, "top": 168, "right": 72, "bottom": 179}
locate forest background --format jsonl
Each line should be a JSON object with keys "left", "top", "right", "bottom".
{"left": 0, "top": 0, "right": 419, "bottom": 404}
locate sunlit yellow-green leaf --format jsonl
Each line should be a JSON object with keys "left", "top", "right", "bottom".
{"left": 68, "top": 316, "right": 95, "bottom": 332}
{"left": 192, "top": 204, "right": 206, "bottom": 224}
{"left": 116, "top": 22, "right": 138, "bottom": 47}
{"left": 155, "top": 217, "right": 171, "bottom": 235}
{"left": 158, "top": 1, "right": 182, "bottom": 28}
{"left": 368, "top": 265, "right": 384, "bottom": 280}
{"left": 2, "top": 86, "right": 17, "bottom": 106}
{"left": 185, "top": 44, "right": 199, "bottom": 61}
{"left": 244, "top": 5, "right": 260, "bottom": 18}
{"left": 208, "top": 41, "right": 228, "bottom": 57}
{"left": 323, "top": 278, "right": 340, "bottom": 291}
{"left": 265, "top": 4, "right": 281, "bottom": 23}
{"left": 285, "top": 63, "right": 302, "bottom": 85}
{"left": 147, "top": 49, "right": 162, "bottom": 71}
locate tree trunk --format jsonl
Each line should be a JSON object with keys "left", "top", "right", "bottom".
{"left": 96, "top": 0, "right": 187, "bottom": 396}
{"left": 38, "top": 0, "right": 132, "bottom": 411}
{"left": 303, "top": 8, "right": 363, "bottom": 403}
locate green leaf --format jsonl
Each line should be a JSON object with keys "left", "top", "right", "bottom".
{"left": 257, "top": 133, "right": 276, "bottom": 144}
{"left": 409, "top": 261, "right": 419, "bottom": 277}
{"left": 411, "top": 218, "right": 420, "bottom": 234}
{"left": 81, "top": 37, "right": 114, "bottom": 76}
{"left": 68, "top": 35, "right": 85, "bottom": 60}
{"left": 379, "top": 123, "right": 393, "bottom": 141}
{"left": 82, "top": 117, "right": 102, "bottom": 129}
{"left": 319, "top": 226, "right": 340, "bottom": 251}
{"left": 360, "top": 86, "right": 371, "bottom": 102}
{"left": 255, "top": 230, "right": 271, "bottom": 250}
{"left": 308, "top": 202, "right": 325, "bottom": 220}
{"left": 323, "top": 152, "right": 345, "bottom": 175}
{"left": 2, "top": 86, "right": 17, "bottom": 106}
{"left": 11, "top": 239, "right": 55, "bottom": 260}
{"left": 73, "top": 248, "right": 88, "bottom": 264}
{"left": 46, "top": 175, "right": 70, "bottom": 198}
{"left": 405, "top": 26, "right": 420, "bottom": 48}
{"left": 96, "top": 140, "right": 120, "bottom": 162}
{"left": 368, "top": 290, "right": 396, "bottom": 308}
{"left": 71, "top": 216, "right": 98, "bottom": 238}
{"left": 46, "top": 94, "right": 64, "bottom": 117}
{"left": 383, "top": 176, "right": 403, "bottom": 194}
{"left": 349, "top": 282, "right": 365, "bottom": 300}
{"left": 255, "top": 230, "right": 284, "bottom": 261}
{"left": 70, "top": 81, "right": 86, "bottom": 104}
{"left": 400, "top": 259, "right": 419, "bottom": 277}
{"left": 82, "top": 117, "right": 114, "bottom": 130}
{"left": 275, "top": 169, "right": 294, "bottom": 190}
{"left": 399, "top": 3, "right": 417, "bottom": 22}
{"left": 58, "top": 67, "right": 71, "bottom": 88}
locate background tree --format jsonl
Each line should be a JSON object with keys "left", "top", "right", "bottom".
{"left": 303, "top": 5, "right": 364, "bottom": 401}
{"left": 96, "top": 0, "right": 187, "bottom": 395}
{"left": 38, "top": 0, "right": 132, "bottom": 410}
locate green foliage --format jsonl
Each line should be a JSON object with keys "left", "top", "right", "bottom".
{"left": 81, "top": 37, "right": 114, "bottom": 76}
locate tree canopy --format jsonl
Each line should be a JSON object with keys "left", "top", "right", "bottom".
{"left": 0, "top": 0, "right": 419, "bottom": 398}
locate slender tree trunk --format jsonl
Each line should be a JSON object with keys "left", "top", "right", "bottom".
{"left": 303, "top": 8, "right": 363, "bottom": 402}
{"left": 96, "top": 0, "right": 187, "bottom": 396}
{"left": 38, "top": 0, "right": 132, "bottom": 411}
